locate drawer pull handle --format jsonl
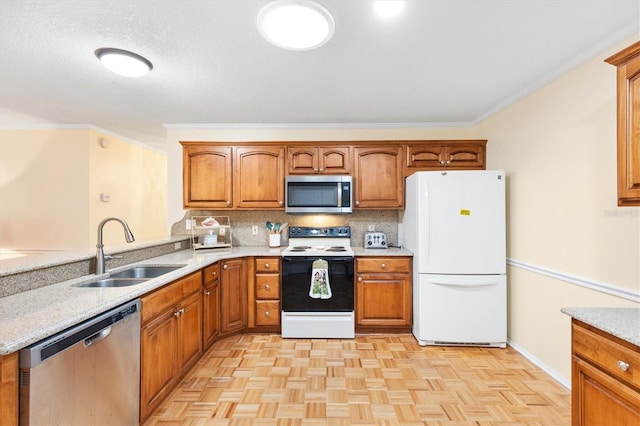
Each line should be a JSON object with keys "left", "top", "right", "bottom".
{"left": 265, "top": 284, "right": 270, "bottom": 290}
{"left": 265, "top": 263, "right": 270, "bottom": 268}
{"left": 381, "top": 263, "right": 386, "bottom": 269}
{"left": 617, "top": 360, "right": 630, "bottom": 372}
{"left": 265, "top": 311, "right": 270, "bottom": 316}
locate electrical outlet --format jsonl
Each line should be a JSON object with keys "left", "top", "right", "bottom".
{"left": 252, "top": 225, "right": 259, "bottom": 235}
{"left": 368, "top": 225, "right": 375, "bottom": 231}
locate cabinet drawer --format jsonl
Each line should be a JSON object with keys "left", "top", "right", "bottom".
{"left": 572, "top": 322, "right": 640, "bottom": 386}
{"left": 141, "top": 271, "right": 202, "bottom": 323}
{"left": 203, "top": 262, "right": 220, "bottom": 285}
{"left": 255, "top": 300, "right": 280, "bottom": 326}
{"left": 256, "top": 274, "right": 280, "bottom": 299}
{"left": 356, "top": 257, "right": 411, "bottom": 273}
{"left": 256, "top": 257, "right": 280, "bottom": 273}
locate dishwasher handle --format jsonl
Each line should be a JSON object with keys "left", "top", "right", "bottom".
{"left": 84, "top": 326, "right": 112, "bottom": 347}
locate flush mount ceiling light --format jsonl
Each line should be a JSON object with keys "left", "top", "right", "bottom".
{"left": 95, "top": 48, "right": 153, "bottom": 77}
{"left": 257, "top": 0, "right": 335, "bottom": 51}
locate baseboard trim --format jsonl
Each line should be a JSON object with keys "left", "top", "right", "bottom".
{"left": 507, "top": 339, "right": 571, "bottom": 390}
{"left": 507, "top": 258, "right": 640, "bottom": 303}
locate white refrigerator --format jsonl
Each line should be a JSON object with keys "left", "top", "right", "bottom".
{"left": 401, "top": 170, "right": 507, "bottom": 348}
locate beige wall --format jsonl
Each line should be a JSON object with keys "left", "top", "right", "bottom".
{"left": 0, "top": 128, "right": 168, "bottom": 250}
{"left": 475, "top": 35, "right": 640, "bottom": 385}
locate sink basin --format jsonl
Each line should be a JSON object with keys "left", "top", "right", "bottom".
{"left": 77, "top": 278, "right": 149, "bottom": 288}
{"left": 110, "top": 265, "right": 184, "bottom": 279}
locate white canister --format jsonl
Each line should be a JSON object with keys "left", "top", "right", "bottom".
{"left": 269, "top": 233, "right": 280, "bottom": 248}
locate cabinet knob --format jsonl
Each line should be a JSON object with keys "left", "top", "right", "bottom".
{"left": 355, "top": 200, "right": 360, "bottom": 205}
{"left": 223, "top": 264, "right": 228, "bottom": 270}
{"left": 265, "top": 263, "right": 270, "bottom": 268}
{"left": 440, "top": 160, "right": 445, "bottom": 165}
{"left": 319, "top": 168, "right": 324, "bottom": 172}
{"left": 314, "top": 168, "right": 319, "bottom": 173}
{"left": 174, "top": 310, "right": 180, "bottom": 317}
{"left": 279, "top": 200, "right": 284, "bottom": 205}
{"left": 265, "top": 311, "right": 270, "bottom": 316}
{"left": 357, "top": 276, "right": 362, "bottom": 282}
{"left": 211, "top": 271, "right": 216, "bottom": 276}
{"left": 617, "top": 360, "right": 630, "bottom": 372}
{"left": 205, "top": 290, "right": 211, "bottom": 296}
{"left": 381, "top": 263, "right": 386, "bottom": 269}
{"left": 226, "top": 200, "right": 231, "bottom": 206}
{"left": 265, "top": 284, "right": 270, "bottom": 290}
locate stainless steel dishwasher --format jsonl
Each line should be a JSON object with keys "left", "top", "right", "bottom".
{"left": 19, "top": 299, "right": 141, "bottom": 426}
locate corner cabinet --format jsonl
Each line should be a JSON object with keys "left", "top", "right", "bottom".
{"left": 353, "top": 145, "right": 404, "bottom": 209}
{"left": 220, "top": 258, "right": 248, "bottom": 336}
{"left": 605, "top": 41, "right": 640, "bottom": 206}
{"left": 571, "top": 320, "right": 640, "bottom": 425}
{"left": 355, "top": 257, "right": 412, "bottom": 331}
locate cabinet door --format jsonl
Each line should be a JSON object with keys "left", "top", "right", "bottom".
{"left": 353, "top": 146, "right": 404, "bottom": 208}
{"left": 356, "top": 274, "right": 411, "bottom": 328}
{"left": 605, "top": 42, "right": 640, "bottom": 206}
{"left": 443, "top": 143, "right": 485, "bottom": 169}
{"left": 140, "top": 310, "right": 178, "bottom": 421}
{"left": 288, "top": 147, "right": 318, "bottom": 174}
{"left": 318, "top": 147, "right": 350, "bottom": 174}
{"left": 405, "top": 144, "right": 446, "bottom": 170}
{"left": 203, "top": 280, "right": 220, "bottom": 350}
{"left": 572, "top": 356, "right": 640, "bottom": 425}
{"left": 234, "top": 147, "right": 285, "bottom": 208}
{"left": 182, "top": 144, "right": 233, "bottom": 208}
{"left": 0, "top": 353, "right": 18, "bottom": 426}
{"left": 177, "top": 291, "right": 203, "bottom": 377}
{"left": 220, "top": 258, "right": 248, "bottom": 335}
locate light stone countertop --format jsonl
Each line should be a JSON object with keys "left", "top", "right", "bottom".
{"left": 0, "top": 245, "right": 413, "bottom": 355}
{"left": 561, "top": 307, "right": 640, "bottom": 347}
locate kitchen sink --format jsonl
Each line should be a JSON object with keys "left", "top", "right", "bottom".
{"left": 77, "top": 278, "right": 149, "bottom": 288}
{"left": 75, "top": 265, "right": 186, "bottom": 288}
{"left": 110, "top": 265, "right": 185, "bottom": 279}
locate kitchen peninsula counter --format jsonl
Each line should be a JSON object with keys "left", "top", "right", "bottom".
{"left": 561, "top": 307, "right": 640, "bottom": 347}
{"left": 0, "top": 245, "right": 414, "bottom": 355}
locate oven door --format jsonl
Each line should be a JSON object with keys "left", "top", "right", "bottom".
{"left": 281, "top": 256, "right": 354, "bottom": 312}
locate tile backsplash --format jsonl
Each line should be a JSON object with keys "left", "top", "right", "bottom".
{"left": 171, "top": 210, "right": 402, "bottom": 248}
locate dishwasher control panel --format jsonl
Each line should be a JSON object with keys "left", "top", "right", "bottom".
{"left": 365, "top": 232, "right": 387, "bottom": 249}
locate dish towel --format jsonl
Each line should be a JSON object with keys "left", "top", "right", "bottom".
{"left": 309, "top": 259, "right": 332, "bottom": 299}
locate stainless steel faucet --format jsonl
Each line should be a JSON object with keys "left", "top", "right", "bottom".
{"left": 95, "top": 217, "right": 135, "bottom": 275}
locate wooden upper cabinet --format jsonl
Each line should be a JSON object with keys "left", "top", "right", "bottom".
{"left": 287, "top": 146, "right": 351, "bottom": 174}
{"left": 605, "top": 41, "right": 640, "bottom": 206}
{"left": 405, "top": 140, "right": 486, "bottom": 174}
{"left": 353, "top": 145, "right": 404, "bottom": 208}
{"left": 181, "top": 144, "right": 232, "bottom": 208}
{"left": 234, "top": 146, "right": 285, "bottom": 209}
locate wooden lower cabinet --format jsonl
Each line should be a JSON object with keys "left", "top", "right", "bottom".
{"left": 571, "top": 320, "right": 640, "bottom": 425}
{"left": 0, "top": 352, "right": 18, "bottom": 426}
{"left": 203, "top": 262, "right": 220, "bottom": 350}
{"left": 253, "top": 257, "right": 281, "bottom": 330}
{"left": 140, "top": 271, "right": 203, "bottom": 422}
{"left": 355, "top": 257, "right": 412, "bottom": 331}
{"left": 220, "top": 258, "right": 248, "bottom": 336}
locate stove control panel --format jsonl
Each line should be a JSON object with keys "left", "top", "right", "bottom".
{"left": 365, "top": 232, "right": 387, "bottom": 249}
{"left": 288, "top": 226, "right": 351, "bottom": 237}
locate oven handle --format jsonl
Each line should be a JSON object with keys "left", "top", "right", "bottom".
{"left": 282, "top": 257, "right": 354, "bottom": 262}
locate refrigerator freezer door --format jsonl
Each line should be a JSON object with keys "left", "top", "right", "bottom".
{"left": 411, "top": 171, "right": 506, "bottom": 274}
{"left": 413, "top": 273, "right": 506, "bottom": 347}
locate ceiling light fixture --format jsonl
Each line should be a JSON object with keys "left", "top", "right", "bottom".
{"left": 95, "top": 48, "right": 153, "bottom": 77}
{"left": 373, "top": 0, "right": 406, "bottom": 19}
{"left": 257, "top": 0, "right": 335, "bottom": 51}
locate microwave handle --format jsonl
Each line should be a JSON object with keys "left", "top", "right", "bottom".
{"left": 337, "top": 182, "right": 342, "bottom": 207}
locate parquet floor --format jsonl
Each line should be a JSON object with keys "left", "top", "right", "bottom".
{"left": 143, "top": 334, "right": 571, "bottom": 425}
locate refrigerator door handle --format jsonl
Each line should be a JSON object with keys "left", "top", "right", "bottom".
{"left": 423, "top": 185, "right": 430, "bottom": 265}
{"left": 431, "top": 279, "right": 499, "bottom": 288}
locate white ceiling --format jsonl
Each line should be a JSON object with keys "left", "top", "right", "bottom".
{"left": 0, "top": 0, "right": 638, "bottom": 151}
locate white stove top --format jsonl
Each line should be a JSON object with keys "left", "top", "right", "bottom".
{"left": 282, "top": 226, "right": 354, "bottom": 257}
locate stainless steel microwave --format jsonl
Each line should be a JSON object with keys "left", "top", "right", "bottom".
{"left": 285, "top": 175, "right": 352, "bottom": 214}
